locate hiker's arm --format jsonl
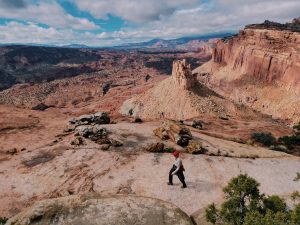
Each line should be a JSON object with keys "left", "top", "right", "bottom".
{"left": 172, "top": 159, "right": 181, "bottom": 175}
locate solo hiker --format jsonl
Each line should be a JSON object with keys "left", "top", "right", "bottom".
{"left": 168, "top": 150, "right": 187, "bottom": 188}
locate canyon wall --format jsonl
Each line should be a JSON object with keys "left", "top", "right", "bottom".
{"left": 195, "top": 20, "right": 300, "bottom": 123}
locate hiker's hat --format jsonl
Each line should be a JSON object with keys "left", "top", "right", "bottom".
{"left": 173, "top": 151, "right": 179, "bottom": 157}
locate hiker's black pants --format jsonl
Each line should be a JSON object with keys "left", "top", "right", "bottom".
{"left": 169, "top": 165, "right": 186, "bottom": 186}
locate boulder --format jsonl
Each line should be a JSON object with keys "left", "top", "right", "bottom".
{"left": 175, "top": 135, "right": 190, "bottom": 147}
{"left": 153, "top": 127, "right": 169, "bottom": 140}
{"left": 77, "top": 126, "right": 93, "bottom": 138}
{"left": 99, "top": 144, "right": 110, "bottom": 151}
{"left": 94, "top": 112, "right": 110, "bottom": 124}
{"left": 145, "top": 142, "right": 165, "bottom": 153}
{"left": 6, "top": 148, "right": 18, "bottom": 155}
{"left": 6, "top": 194, "right": 193, "bottom": 225}
{"left": 186, "top": 140, "right": 206, "bottom": 154}
{"left": 70, "top": 137, "right": 84, "bottom": 146}
{"left": 79, "top": 114, "right": 94, "bottom": 124}
{"left": 163, "top": 120, "right": 192, "bottom": 140}
{"left": 64, "top": 124, "right": 76, "bottom": 133}
{"left": 31, "top": 103, "right": 52, "bottom": 111}
{"left": 192, "top": 120, "right": 203, "bottom": 129}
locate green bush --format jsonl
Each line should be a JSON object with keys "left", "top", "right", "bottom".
{"left": 206, "top": 174, "right": 300, "bottom": 225}
{"left": 278, "top": 135, "right": 300, "bottom": 150}
{"left": 0, "top": 217, "right": 7, "bottom": 225}
{"left": 251, "top": 132, "right": 276, "bottom": 146}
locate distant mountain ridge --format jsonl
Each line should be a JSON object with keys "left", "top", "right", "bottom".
{"left": 0, "top": 32, "right": 234, "bottom": 49}
{"left": 112, "top": 32, "right": 234, "bottom": 50}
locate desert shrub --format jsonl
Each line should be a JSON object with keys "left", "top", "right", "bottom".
{"left": 293, "top": 122, "right": 300, "bottom": 135}
{"left": 0, "top": 217, "right": 7, "bottom": 225}
{"left": 278, "top": 135, "right": 300, "bottom": 150}
{"left": 205, "top": 174, "right": 300, "bottom": 225}
{"left": 251, "top": 132, "right": 276, "bottom": 146}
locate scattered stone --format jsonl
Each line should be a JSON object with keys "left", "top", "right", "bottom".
{"left": 64, "top": 124, "right": 75, "bottom": 133}
{"left": 192, "top": 120, "right": 203, "bottom": 129}
{"left": 145, "top": 142, "right": 165, "bottom": 153}
{"left": 110, "top": 139, "right": 123, "bottom": 147}
{"left": 6, "top": 148, "right": 17, "bottom": 155}
{"left": 79, "top": 114, "right": 94, "bottom": 124}
{"left": 99, "top": 144, "right": 110, "bottom": 151}
{"left": 70, "top": 137, "right": 84, "bottom": 146}
{"left": 144, "top": 74, "right": 151, "bottom": 82}
{"left": 31, "top": 103, "right": 53, "bottom": 111}
{"left": 21, "top": 148, "right": 26, "bottom": 151}
{"left": 70, "top": 112, "right": 110, "bottom": 127}
{"left": 77, "top": 126, "right": 94, "bottom": 138}
{"left": 175, "top": 135, "right": 190, "bottom": 147}
{"left": 94, "top": 112, "right": 110, "bottom": 124}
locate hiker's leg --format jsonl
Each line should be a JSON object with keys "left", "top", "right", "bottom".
{"left": 177, "top": 171, "right": 187, "bottom": 187}
{"left": 169, "top": 166, "right": 176, "bottom": 184}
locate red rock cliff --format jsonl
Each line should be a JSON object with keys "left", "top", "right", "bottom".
{"left": 195, "top": 20, "right": 300, "bottom": 123}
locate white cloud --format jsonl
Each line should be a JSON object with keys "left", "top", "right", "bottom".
{"left": 0, "top": 1, "right": 99, "bottom": 30}
{"left": 0, "top": 0, "right": 299, "bottom": 46}
{"left": 73, "top": 0, "right": 199, "bottom": 23}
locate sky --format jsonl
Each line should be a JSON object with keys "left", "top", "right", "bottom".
{"left": 0, "top": 0, "right": 299, "bottom": 46}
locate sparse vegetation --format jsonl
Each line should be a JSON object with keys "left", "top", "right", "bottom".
{"left": 0, "top": 217, "right": 7, "bottom": 225}
{"left": 206, "top": 174, "right": 300, "bottom": 225}
{"left": 277, "top": 122, "right": 300, "bottom": 155}
{"left": 251, "top": 132, "right": 276, "bottom": 146}
{"left": 291, "top": 191, "right": 300, "bottom": 201}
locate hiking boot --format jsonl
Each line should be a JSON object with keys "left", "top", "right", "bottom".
{"left": 181, "top": 185, "right": 187, "bottom": 188}
{"left": 167, "top": 182, "right": 173, "bottom": 185}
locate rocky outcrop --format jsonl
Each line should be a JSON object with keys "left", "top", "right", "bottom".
{"left": 195, "top": 19, "right": 300, "bottom": 122}
{"left": 5, "top": 194, "right": 193, "bottom": 225}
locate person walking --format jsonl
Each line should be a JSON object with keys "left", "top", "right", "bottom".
{"left": 168, "top": 151, "right": 187, "bottom": 188}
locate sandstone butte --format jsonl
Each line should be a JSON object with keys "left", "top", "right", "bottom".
{"left": 194, "top": 18, "right": 300, "bottom": 123}
{"left": 120, "top": 59, "right": 258, "bottom": 120}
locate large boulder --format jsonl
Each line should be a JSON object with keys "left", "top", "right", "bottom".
{"left": 69, "top": 112, "right": 110, "bottom": 127}
{"left": 5, "top": 195, "right": 193, "bottom": 225}
{"left": 145, "top": 142, "right": 165, "bottom": 153}
{"left": 94, "top": 112, "right": 110, "bottom": 124}
{"left": 186, "top": 140, "right": 206, "bottom": 154}
{"left": 154, "top": 120, "right": 193, "bottom": 147}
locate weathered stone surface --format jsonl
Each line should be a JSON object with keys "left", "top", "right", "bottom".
{"left": 5, "top": 195, "right": 193, "bottom": 225}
